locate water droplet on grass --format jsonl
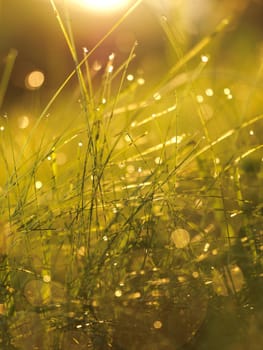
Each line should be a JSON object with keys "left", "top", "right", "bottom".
{"left": 153, "top": 320, "right": 162, "bottom": 329}
{"left": 18, "top": 115, "right": 30, "bottom": 129}
{"left": 137, "top": 77, "right": 145, "bottom": 85}
{"left": 42, "top": 275, "right": 51, "bottom": 283}
{"left": 35, "top": 181, "right": 43, "bottom": 190}
{"left": 127, "top": 74, "right": 134, "bottom": 81}
{"left": 153, "top": 92, "right": 161, "bottom": 100}
{"left": 203, "top": 243, "right": 210, "bottom": 252}
{"left": 192, "top": 271, "right": 199, "bottom": 278}
{"left": 115, "top": 289, "right": 122, "bottom": 297}
{"left": 109, "top": 53, "right": 115, "bottom": 61}
{"left": 108, "top": 64, "right": 114, "bottom": 73}
{"left": 201, "top": 54, "right": 209, "bottom": 63}
{"left": 205, "top": 88, "right": 214, "bottom": 97}
{"left": 93, "top": 60, "right": 102, "bottom": 71}
{"left": 196, "top": 95, "right": 204, "bottom": 103}
{"left": 155, "top": 157, "right": 162, "bottom": 165}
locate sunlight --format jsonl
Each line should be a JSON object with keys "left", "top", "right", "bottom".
{"left": 76, "top": 0, "right": 130, "bottom": 12}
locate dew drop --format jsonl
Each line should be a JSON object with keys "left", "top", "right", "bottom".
{"left": 124, "top": 134, "right": 131, "bottom": 142}
{"left": 203, "top": 243, "right": 210, "bottom": 252}
{"left": 18, "top": 115, "right": 30, "bottom": 129}
{"left": 127, "top": 74, "right": 134, "bottom": 81}
{"left": 77, "top": 246, "right": 86, "bottom": 257}
{"left": 153, "top": 320, "right": 162, "bottom": 329}
{"left": 92, "top": 300, "right": 98, "bottom": 307}
{"left": 192, "top": 271, "right": 199, "bottom": 278}
{"left": 35, "top": 181, "right": 43, "bottom": 190}
{"left": 118, "top": 161, "right": 125, "bottom": 169}
{"left": 230, "top": 265, "right": 245, "bottom": 291}
{"left": 109, "top": 53, "right": 115, "bottom": 61}
{"left": 108, "top": 65, "right": 114, "bottom": 73}
{"left": 196, "top": 95, "right": 204, "bottom": 103}
{"left": 137, "top": 77, "right": 145, "bottom": 85}
{"left": 43, "top": 275, "right": 51, "bottom": 283}
{"left": 155, "top": 157, "right": 162, "bottom": 165}
{"left": 115, "top": 289, "right": 122, "bottom": 297}
{"left": 128, "top": 292, "right": 141, "bottom": 300}
{"left": 241, "top": 236, "right": 248, "bottom": 243}
{"left": 201, "top": 55, "right": 209, "bottom": 63}
{"left": 178, "top": 276, "right": 186, "bottom": 283}
{"left": 92, "top": 61, "right": 102, "bottom": 71}
{"left": 153, "top": 92, "right": 161, "bottom": 100}
{"left": 205, "top": 88, "right": 214, "bottom": 97}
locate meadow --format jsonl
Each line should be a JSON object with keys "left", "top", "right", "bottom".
{"left": 0, "top": 1, "right": 262, "bottom": 349}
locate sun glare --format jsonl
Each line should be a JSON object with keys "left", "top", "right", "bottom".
{"left": 78, "top": 0, "right": 130, "bottom": 12}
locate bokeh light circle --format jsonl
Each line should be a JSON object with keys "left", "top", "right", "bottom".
{"left": 25, "top": 70, "right": 45, "bottom": 90}
{"left": 171, "top": 228, "right": 190, "bottom": 249}
{"left": 18, "top": 115, "right": 30, "bottom": 129}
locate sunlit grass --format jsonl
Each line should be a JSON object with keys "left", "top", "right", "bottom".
{"left": 0, "top": 1, "right": 262, "bottom": 349}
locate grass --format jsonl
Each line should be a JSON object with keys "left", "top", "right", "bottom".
{"left": 0, "top": 1, "right": 262, "bottom": 349}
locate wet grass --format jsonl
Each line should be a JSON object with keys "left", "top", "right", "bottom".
{"left": 0, "top": 1, "right": 262, "bottom": 349}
